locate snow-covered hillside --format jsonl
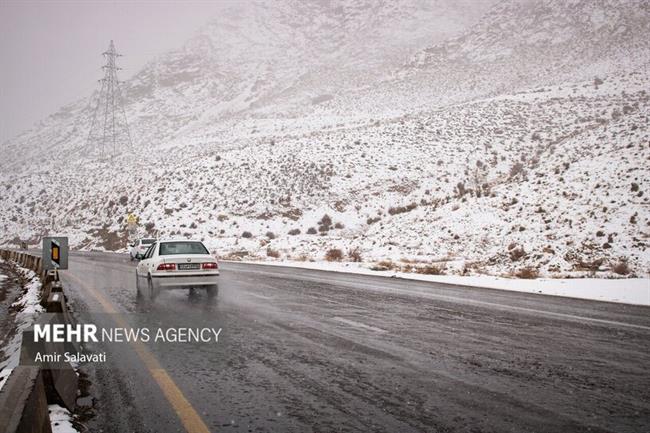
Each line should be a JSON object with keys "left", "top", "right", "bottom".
{"left": 1, "top": 0, "right": 648, "bottom": 278}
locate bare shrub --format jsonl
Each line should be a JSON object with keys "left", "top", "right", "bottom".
{"left": 612, "top": 260, "right": 630, "bottom": 275}
{"left": 265, "top": 231, "right": 276, "bottom": 239}
{"left": 388, "top": 202, "right": 418, "bottom": 215}
{"left": 288, "top": 228, "right": 301, "bottom": 235}
{"left": 515, "top": 267, "right": 539, "bottom": 279}
{"left": 306, "top": 227, "right": 317, "bottom": 234}
{"left": 319, "top": 214, "right": 332, "bottom": 228}
{"left": 222, "top": 250, "right": 249, "bottom": 260}
{"left": 417, "top": 264, "right": 445, "bottom": 275}
{"left": 325, "top": 248, "right": 343, "bottom": 262}
{"left": 241, "top": 231, "right": 253, "bottom": 239}
{"left": 348, "top": 247, "right": 362, "bottom": 262}
{"left": 266, "top": 247, "right": 280, "bottom": 259}
{"left": 509, "top": 246, "right": 526, "bottom": 261}
{"left": 372, "top": 260, "right": 394, "bottom": 271}
{"left": 509, "top": 162, "right": 525, "bottom": 178}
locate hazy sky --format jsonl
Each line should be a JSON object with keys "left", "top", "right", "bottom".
{"left": 0, "top": 1, "right": 225, "bottom": 143}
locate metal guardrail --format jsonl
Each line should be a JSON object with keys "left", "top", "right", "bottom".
{"left": 0, "top": 249, "right": 79, "bottom": 433}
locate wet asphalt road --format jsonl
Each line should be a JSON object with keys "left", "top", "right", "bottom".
{"left": 57, "top": 251, "right": 650, "bottom": 433}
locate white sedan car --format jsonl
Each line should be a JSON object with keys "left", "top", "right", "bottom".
{"left": 129, "top": 237, "right": 156, "bottom": 261}
{"left": 135, "top": 239, "right": 219, "bottom": 299}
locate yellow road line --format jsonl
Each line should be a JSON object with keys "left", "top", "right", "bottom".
{"left": 64, "top": 271, "right": 212, "bottom": 433}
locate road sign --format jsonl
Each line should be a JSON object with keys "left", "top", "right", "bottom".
{"left": 127, "top": 213, "right": 139, "bottom": 225}
{"left": 42, "top": 237, "right": 69, "bottom": 270}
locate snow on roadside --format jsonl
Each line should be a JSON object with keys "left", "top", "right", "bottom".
{"left": 229, "top": 260, "right": 650, "bottom": 306}
{"left": 48, "top": 405, "right": 77, "bottom": 433}
{"left": 0, "top": 261, "right": 44, "bottom": 391}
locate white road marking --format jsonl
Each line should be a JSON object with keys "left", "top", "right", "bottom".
{"left": 333, "top": 317, "right": 388, "bottom": 333}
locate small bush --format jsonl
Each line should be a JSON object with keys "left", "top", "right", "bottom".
{"left": 515, "top": 267, "right": 539, "bottom": 279}
{"left": 348, "top": 247, "right": 362, "bottom": 262}
{"left": 372, "top": 260, "right": 394, "bottom": 271}
{"left": 334, "top": 222, "right": 344, "bottom": 229}
{"left": 319, "top": 214, "right": 332, "bottom": 227}
{"left": 417, "top": 264, "right": 445, "bottom": 275}
{"left": 509, "top": 246, "right": 526, "bottom": 261}
{"left": 306, "top": 227, "right": 317, "bottom": 234}
{"left": 367, "top": 216, "right": 381, "bottom": 225}
{"left": 266, "top": 248, "right": 280, "bottom": 258}
{"left": 509, "top": 162, "right": 525, "bottom": 178}
{"left": 388, "top": 202, "right": 418, "bottom": 215}
{"left": 612, "top": 261, "right": 630, "bottom": 275}
{"left": 241, "top": 231, "right": 253, "bottom": 238}
{"left": 265, "top": 231, "right": 276, "bottom": 239}
{"left": 288, "top": 228, "right": 301, "bottom": 235}
{"left": 325, "top": 248, "right": 343, "bottom": 262}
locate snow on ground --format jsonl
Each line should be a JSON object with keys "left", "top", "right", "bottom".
{"left": 48, "top": 405, "right": 77, "bottom": 433}
{"left": 231, "top": 260, "right": 650, "bottom": 306}
{"left": 0, "top": 262, "right": 44, "bottom": 391}
{"left": 2, "top": 73, "right": 648, "bottom": 279}
{"left": 1, "top": 1, "right": 648, "bottom": 280}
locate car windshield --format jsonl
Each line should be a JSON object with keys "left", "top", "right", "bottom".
{"left": 159, "top": 241, "right": 209, "bottom": 256}
{"left": 141, "top": 239, "right": 155, "bottom": 245}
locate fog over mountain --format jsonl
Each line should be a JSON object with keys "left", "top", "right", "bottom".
{"left": 1, "top": 0, "right": 648, "bottom": 277}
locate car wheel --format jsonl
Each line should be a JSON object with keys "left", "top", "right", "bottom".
{"left": 206, "top": 284, "right": 218, "bottom": 299}
{"left": 148, "top": 276, "right": 157, "bottom": 301}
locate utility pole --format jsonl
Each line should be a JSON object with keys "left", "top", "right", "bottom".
{"left": 86, "top": 40, "right": 133, "bottom": 159}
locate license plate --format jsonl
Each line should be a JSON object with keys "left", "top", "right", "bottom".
{"left": 177, "top": 263, "right": 200, "bottom": 270}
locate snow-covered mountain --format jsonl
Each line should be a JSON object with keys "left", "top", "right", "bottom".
{"left": 1, "top": 0, "right": 649, "bottom": 277}
{"left": 1, "top": 0, "right": 495, "bottom": 165}
{"left": 331, "top": 0, "right": 650, "bottom": 115}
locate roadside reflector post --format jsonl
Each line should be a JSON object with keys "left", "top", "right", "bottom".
{"left": 42, "top": 237, "right": 69, "bottom": 272}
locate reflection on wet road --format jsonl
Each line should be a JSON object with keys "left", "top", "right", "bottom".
{"left": 59, "top": 252, "right": 650, "bottom": 433}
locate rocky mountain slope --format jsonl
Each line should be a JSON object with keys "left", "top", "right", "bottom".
{"left": 1, "top": 0, "right": 648, "bottom": 277}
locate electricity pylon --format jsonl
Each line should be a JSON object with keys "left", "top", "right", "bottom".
{"left": 86, "top": 40, "right": 133, "bottom": 159}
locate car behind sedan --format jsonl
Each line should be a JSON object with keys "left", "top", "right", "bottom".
{"left": 129, "top": 237, "right": 156, "bottom": 261}
{"left": 135, "top": 239, "right": 219, "bottom": 299}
